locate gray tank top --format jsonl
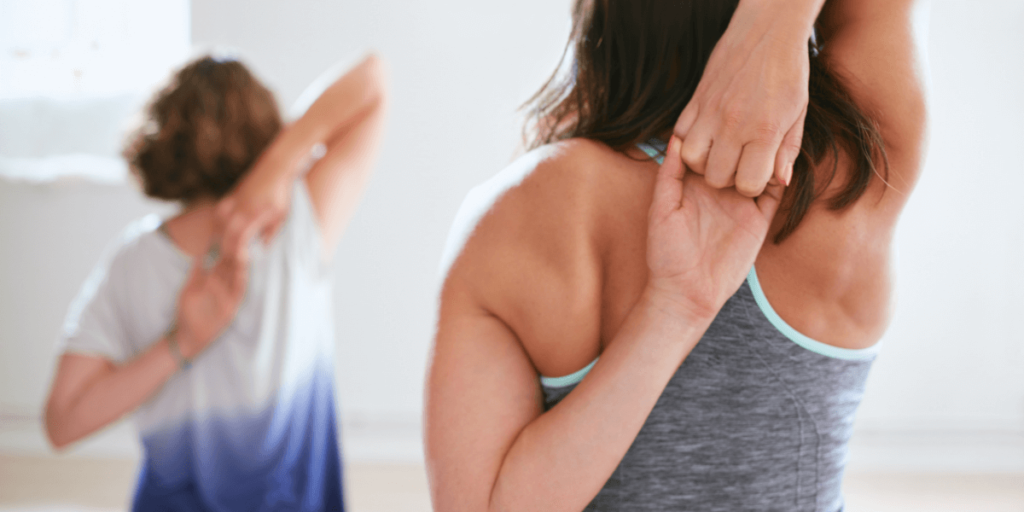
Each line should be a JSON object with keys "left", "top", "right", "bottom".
{"left": 538, "top": 142, "right": 881, "bottom": 512}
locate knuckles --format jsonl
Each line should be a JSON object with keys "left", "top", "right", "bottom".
{"left": 734, "top": 180, "right": 765, "bottom": 198}
{"left": 748, "top": 120, "right": 785, "bottom": 142}
{"left": 703, "top": 171, "right": 732, "bottom": 189}
{"left": 679, "top": 150, "right": 706, "bottom": 174}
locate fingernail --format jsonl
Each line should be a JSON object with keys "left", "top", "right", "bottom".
{"left": 785, "top": 163, "right": 794, "bottom": 186}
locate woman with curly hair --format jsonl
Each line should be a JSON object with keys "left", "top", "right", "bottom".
{"left": 44, "top": 53, "right": 386, "bottom": 511}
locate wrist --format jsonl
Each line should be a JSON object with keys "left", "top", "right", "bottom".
{"left": 169, "top": 322, "right": 204, "bottom": 361}
{"left": 639, "top": 282, "right": 718, "bottom": 327}
{"left": 255, "top": 122, "right": 322, "bottom": 183}
{"left": 165, "top": 324, "right": 195, "bottom": 370}
{"left": 734, "top": 0, "right": 824, "bottom": 42}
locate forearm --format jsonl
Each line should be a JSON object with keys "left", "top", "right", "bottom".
{"left": 734, "top": 0, "right": 826, "bottom": 39}
{"left": 489, "top": 292, "right": 714, "bottom": 511}
{"left": 46, "top": 339, "right": 179, "bottom": 448}
{"left": 818, "top": 0, "right": 923, "bottom": 39}
{"left": 256, "top": 54, "right": 385, "bottom": 184}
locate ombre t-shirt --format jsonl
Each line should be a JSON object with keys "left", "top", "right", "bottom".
{"left": 60, "top": 182, "right": 343, "bottom": 512}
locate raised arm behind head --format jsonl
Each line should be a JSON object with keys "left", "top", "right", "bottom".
{"left": 218, "top": 53, "right": 388, "bottom": 261}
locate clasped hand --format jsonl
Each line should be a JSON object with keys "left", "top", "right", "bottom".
{"left": 172, "top": 160, "right": 291, "bottom": 359}
{"left": 672, "top": 3, "right": 812, "bottom": 197}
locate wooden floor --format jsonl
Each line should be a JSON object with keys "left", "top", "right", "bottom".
{"left": 1, "top": 456, "right": 1021, "bottom": 511}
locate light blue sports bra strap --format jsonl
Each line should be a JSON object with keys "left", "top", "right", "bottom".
{"left": 636, "top": 139, "right": 667, "bottom": 165}
{"left": 539, "top": 358, "right": 599, "bottom": 388}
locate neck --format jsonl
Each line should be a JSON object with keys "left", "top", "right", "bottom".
{"left": 163, "top": 198, "right": 218, "bottom": 257}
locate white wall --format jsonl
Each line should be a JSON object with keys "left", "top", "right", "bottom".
{"left": 1, "top": 0, "right": 1022, "bottom": 470}
{"left": 857, "top": 0, "right": 1024, "bottom": 429}
{"left": 190, "top": 0, "right": 575, "bottom": 431}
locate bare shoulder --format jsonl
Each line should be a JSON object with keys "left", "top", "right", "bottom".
{"left": 440, "top": 138, "right": 644, "bottom": 376}
{"left": 440, "top": 138, "right": 627, "bottom": 282}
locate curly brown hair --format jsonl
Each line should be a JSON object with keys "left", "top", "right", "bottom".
{"left": 124, "top": 56, "right": 282, "bottom": 203}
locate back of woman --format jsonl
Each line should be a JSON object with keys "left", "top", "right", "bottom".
{"left": 46, "top": 54, "right": 387, "bottom": 511}
{"left": 428, "top": 0, "right": 927, "bottom": 510}
{"left": 66, "top": 181, "right": 339, "bottom": 510}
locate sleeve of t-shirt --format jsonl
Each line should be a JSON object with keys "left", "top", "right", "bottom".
{"left": 58, "top": 250, "right": 130, "bottom": 364}
{"left": 283, "top": 179, "right": 328, "bottom": 272}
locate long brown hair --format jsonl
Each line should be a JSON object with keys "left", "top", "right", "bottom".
{"left": 525, "top": 0, "right": 888, "bottom": 243}
{"left": 125, "top": 56, "right": 282, "bottom": 203}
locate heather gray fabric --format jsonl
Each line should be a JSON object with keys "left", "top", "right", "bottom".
{"left": 541, "top": 278, "right": 876, "bottom": 511}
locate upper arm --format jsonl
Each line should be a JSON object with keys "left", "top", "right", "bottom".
{"left": 426, "top": 277, "right": 545, "bottom": 510}
{"left": 426, "top": 143, "right": 608, "bottom": 509}
{"left": 300, "top": 54, "right": 388, "bottom": 256}
{"left": 818, "top": 0, "right": 930, "bottom": 202}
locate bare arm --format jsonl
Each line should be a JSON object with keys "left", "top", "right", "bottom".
{"left": 818, "top": 0, "right": 929, "bottom": 207}
{"left": 46, "top": 343, "right": 177, "bottom": 448}
{"left": 426, "top": 140, "right": 784, "bottom": 511}
{"left": 220, "top": 54, "right": 387, "bottom": 260}
{"left": 45, "top": 245, "right": 249, "bottom": 449}
{"left": 429, "top": 287, "right": 713, "bottom": 511}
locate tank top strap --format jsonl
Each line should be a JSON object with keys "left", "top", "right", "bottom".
{"left": 636, "top": 139, "right": 667, "bottom": 165}
{"left": 539, "top": 357, "right": 598, "bottom": 389}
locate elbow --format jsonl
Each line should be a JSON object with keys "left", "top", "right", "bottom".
{"left": 48, "top": 435, "right": 72, "bottom": 451}
{"left": 360, "top": 52, "right": 389, "bottom": 106}
{"left": 43, "top": 407, "right": 75, "bottom": 451}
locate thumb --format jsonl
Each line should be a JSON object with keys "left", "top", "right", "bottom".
{"left": 673, "top": 101, "right": 699, "bottom": 141}
{"left": 259, "top": 210, "right": 284, "bottom": 246}
{"left": 262, "top": 217, "right": 285, "bottom": 246}
{"left": 756, "top": 182, "right": 785, "bottom": 222}
{"left": 774, "top": 105, "right": 807, "bottom": 186}
{"left": 650, "top": 137, "right": 687, "bottom": 219}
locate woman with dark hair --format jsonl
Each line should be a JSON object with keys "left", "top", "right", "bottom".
{"left": 427, "top": 0, "right": 926, "bottom": 510}
{"left": 44, "top": 54, "right": 386, "bottom": 511}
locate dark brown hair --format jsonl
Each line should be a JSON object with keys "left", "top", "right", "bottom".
{"left": 525, "top": 0, "right": 888, "bottom": 242}
{"left": 124, "top": 56, "right": 282, "bottom": 203}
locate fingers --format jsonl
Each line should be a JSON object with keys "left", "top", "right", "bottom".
{"left": 774, "top": 105, "right": 806, "bottom": 186}
{"left": 650, "top": 137, "right": 686, "bottom": 219}
{"left": 210, "top": 233, "right": 249, "bottom": 299}
{"left": 220, "top": 206, "right": 270, "bottom": 262}
{"left": 673, "top": 102, "right": 699, "bottom": 142}
{"left": 219, "top": 213, "right": 248, "bottom": 263}
{"left": 755, "top": 181, "right": 785, "bottom": 222}
{"left": 215, "top": 250, "right": 249, "bottom": 300}
{"left": 734, "top": 142, "right": 777, "bottom": 198}
{"left": 703, "top": 138, "right": 742, "bottom": 189}
{"left": 678, "top": 115, "right": 714, "bottom": 176}
{"left": 261, "top": 216, "right": 285, "bottom": 246}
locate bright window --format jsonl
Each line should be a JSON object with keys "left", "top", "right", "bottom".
{"left": 0, "top": 0, "right": 190, "bottom": 98}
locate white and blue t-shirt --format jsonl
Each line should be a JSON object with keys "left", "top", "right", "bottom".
{"left": 60, "top": 182, "right": 343, "bottom": 511}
